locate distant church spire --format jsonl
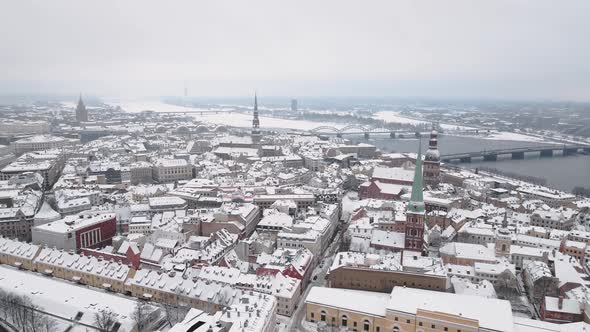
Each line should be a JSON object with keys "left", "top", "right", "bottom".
{"left": 252, "top": 92, "right": 260, "bottom": 130}
{"left": 254, "top": 92, "right": 258, "bottom": 112}
{"left": 251, "top": 91, "right": 261, "bottom": 143}
{"left": 75, "top": 94, "right": 88, "bottom": 122}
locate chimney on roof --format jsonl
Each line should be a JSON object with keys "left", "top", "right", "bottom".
{"left": 558, "top": 295, "right": 564, "bottom": 310}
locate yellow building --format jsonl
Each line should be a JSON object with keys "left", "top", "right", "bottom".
{"left": 33, "top": 247, "right": 134, "bottom": 293}
{"left": 0, "top": 236, "right": 40, "bottom": 270}
{"left": 305, "top": 286, "right": 514, "bottom": 332}
{"left": 125, "top": 269, "right": 241, "bottom": 313}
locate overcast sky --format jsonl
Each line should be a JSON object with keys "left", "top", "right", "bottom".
{"left": 1, "top": 1, "right": 589, "bottom": 101}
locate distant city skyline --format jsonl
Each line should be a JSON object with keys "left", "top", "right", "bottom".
{"left": 1, "top": 0, "right": 589, "bottom": 101}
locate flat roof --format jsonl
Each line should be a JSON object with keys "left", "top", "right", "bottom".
{"left": 306, "top": 286, "right": 390, "bottom": 317}
{"left": 387, "top": 287, "right": 513, "bottom": 332}
{"left": 33, "top": 212, "right": 115, "bottom": 234}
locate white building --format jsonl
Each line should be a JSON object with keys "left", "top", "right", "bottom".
{"left": 57, "top": 196, "right": 92, "bottom": 215}
{"left": 446, "top": 260, "right": 516, "bottom": 286}
{"left": 1, "top": 151, "right": 64, "bottom": 190}
{"left": 13, "top": 135, "right": 67, "bottom": 155}
{"left": 129, "top": 216, "right": 152, "bottom": 235}
{"left": 510, "top": 245, "right": 549, "bottom": 270}
{"left": 153, "top": 158, "right": 192, "bottom": 182}
{"left": 531, "top": 209, "right": 573, "bottom": 230}
{"left": 517, "top": 186, "right": 576, "bottom": 208}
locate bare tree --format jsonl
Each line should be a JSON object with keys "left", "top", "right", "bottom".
{"left": 162, "top": 302, "right": 190, "bottom": 327}
{"left": 94, "top": 309, "right": 117, "bottom": 332}
{"left": 339, "top": 230, "right": 351, "bottom": 252}
{"left": 0, "top": 291, "right": 57, "bottom": 332}
{"left": 429, "top": 230, "right": 442, "bottom": 248}
{"left": 496, "top": 270, "right": 519, "bottom": 300}
{"left": 38, "top": 317, "right": 57, "bottom": 332}
{"left": 0, "top": 290, "right": 9, "bottom": 320}
{"left": 133, "top": 301, "right": 149, "bottom": 332}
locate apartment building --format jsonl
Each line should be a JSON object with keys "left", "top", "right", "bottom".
{"left": 153, "top": 158, "right": 192, "bottom": 183}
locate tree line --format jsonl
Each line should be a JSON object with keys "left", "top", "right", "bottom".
{"left": 0, "top": 290, "right": 57, "bottom": 332}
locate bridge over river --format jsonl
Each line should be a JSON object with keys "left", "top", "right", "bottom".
{"left": 441, "top": 144, "right": 590, "bottom": 163}
{"left": 309, "top": 125, "right": 487, "bottom": 138}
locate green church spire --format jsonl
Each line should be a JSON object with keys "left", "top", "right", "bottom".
{"left": 407, "top": 139, "right": 425, "bottom": 214}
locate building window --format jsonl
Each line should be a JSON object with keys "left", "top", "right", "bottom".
{"left": 341, "top": 315, "right": 348, "bottom": 327}
{"left": 363, "top": 320, "right": 370, "bottom": 331}
{"left": 406, "top": 320, "right": 410, "bottom": 324}
{"left": 444, "top": 328, "right": 448, "bottom": 331}
{"left": 431, "top": 324, "right": 436, "bottom": 329}
{"left": 418, "top": 322, "right": 423, "bottom": 327}
{"left": 320, "top": 310, "right": 326, "bottom": 322}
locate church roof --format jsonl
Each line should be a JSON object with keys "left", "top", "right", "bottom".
{"left": 76, "top": 95, "right": 86, "bottom": 111}
{"left": 407, "top": 141, "right": 425, "bottom": 214}
{"left": 34, "top": 201, "right": 61, "bottom": 222}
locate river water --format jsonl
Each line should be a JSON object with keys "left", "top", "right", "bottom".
{"left": 350, "top": 135, "right": 590, "bottom": 192}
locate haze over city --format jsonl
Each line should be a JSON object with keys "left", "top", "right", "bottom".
{"left": 1, "top": 0, "right": 590, "bottom": 100}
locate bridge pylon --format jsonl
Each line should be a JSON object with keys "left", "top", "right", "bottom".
{"left": 511, "top": 152, "right": 525, "bottom": 160}
{"left": 540, "top": 149, "right": 553, "bottom": 157}
{"left": 483, "top": 154, "right": 497, "bottom": 161}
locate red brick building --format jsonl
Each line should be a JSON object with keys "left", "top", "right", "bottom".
{"left": 358, "top": 181, "right": 410, "bottom": 200}
{"left": 359, "top": 166, "right": 415, "bottom": 200}
{"left": 257, "top": 248, "right": 314, "bottom": 288}
{"left": 540, "top": 296, "right": 582, "bottom": 323}
{"left": 80, "top": 241, "right": 141, "bottom": 269}
{"left": 32, "top": 212, "right": 117, "bottom": 252}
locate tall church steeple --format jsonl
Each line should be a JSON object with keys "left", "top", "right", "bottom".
{"left": 408, "top": 141, "right": 425, "bottom": 214}
{"left": 495, "top": 210, "right": 512, "bottom": 257}
{"left": 424, "top": 123, "right": 441, "bottom": 187}
{"left": 251, "top": 92, "right": 261, "bottom": 143}
{"left": 405, "top": 140, "right": 425, "bottom": 252}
